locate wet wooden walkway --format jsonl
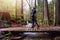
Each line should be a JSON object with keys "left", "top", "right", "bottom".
{"left": 0, "top": 26, "right": 60, "bottom": 31}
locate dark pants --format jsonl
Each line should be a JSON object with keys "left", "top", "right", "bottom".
{"left": 31, "top": 17, "right": 39, "bottom": 28}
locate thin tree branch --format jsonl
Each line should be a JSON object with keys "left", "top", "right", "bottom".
{"left": 26, "top": 0, "right": 32, "bottom": 9}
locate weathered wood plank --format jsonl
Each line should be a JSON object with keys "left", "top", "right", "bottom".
{"left": 0, "top": 26, "right": 60, "bottom": 31}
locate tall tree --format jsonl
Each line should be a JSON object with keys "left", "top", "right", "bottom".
{"left": 55, "top": 0, "right": 60, "bottom": 25}
{"left": 53, "top": 0, "right": 56, "bottom": 25}
{"left": 21, "top": 0, "right": 24, "bottom": 19}
{"left": 35, "top": 0, "right": 36, "bottom": 8}
{"left": 43, "top": 0, "right": 50, "bottom": 25}
{"left": 16, "top": 0, "right": 17, "bottom": 19}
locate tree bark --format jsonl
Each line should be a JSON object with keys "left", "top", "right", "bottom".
{"left": 55, "top": 0, "right": 60, "bottom": 25}
{"left": 21, "top": 0, "right": 24, "bottom": 19}
{"left": 35, "top": 0, "right": 36, "bottom": 8}
{"left": 43, "top": 0, "right": 50, "bottom": 25}
{"left": 16, "top": 0, "right": 17, "bottom": 19}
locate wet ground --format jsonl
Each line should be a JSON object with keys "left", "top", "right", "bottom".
{"left": 0, "top": 31, "right": 60, "bottom": 40}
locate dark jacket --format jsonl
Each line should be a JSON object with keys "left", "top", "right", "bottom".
{"left": 31, "top": 9, "right": 36, "bottom": 17}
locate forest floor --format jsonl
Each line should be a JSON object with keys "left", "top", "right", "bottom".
{"left": 0, "top": 25, "right": 60, "bottom": 31}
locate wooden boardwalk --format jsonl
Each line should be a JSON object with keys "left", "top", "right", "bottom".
{"left": 0, "top": 26, "right": 60, "bottom": 31}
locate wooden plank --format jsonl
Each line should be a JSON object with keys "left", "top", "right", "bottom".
{"left": 0, "top": 26, "right": 60, "bottom": 31}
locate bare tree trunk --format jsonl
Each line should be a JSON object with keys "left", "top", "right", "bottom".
{"left": 35, "top": 0, "right": 36, "bottom": 8}
{"left": 16, "top": 0, "right": 17, "bottom": 19}
{"left": 55, "top": 0, "right": 60, "bottom": 25}
{"left": 54, "top": 0, "right": 56, "bottom": 25}
{"left": 21, "top": 0, "right": 24, "bottom": 19}
{"left": 43, "top": 0, "right": 50, "bottom": 25}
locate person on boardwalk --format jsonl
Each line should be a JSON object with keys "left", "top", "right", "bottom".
{"left": 31, "top": 7, "right": 39, "bottom": 28}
